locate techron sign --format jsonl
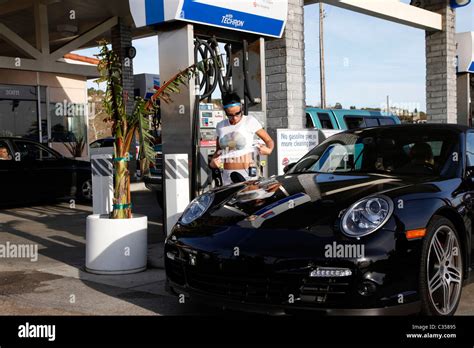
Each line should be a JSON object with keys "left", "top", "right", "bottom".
{"left": 129, "top": 0, "right": 288, "bottom": 38}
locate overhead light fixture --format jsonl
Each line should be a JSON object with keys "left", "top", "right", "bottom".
{"left": 56, "top": 24, "right": 78, "bottom": 38}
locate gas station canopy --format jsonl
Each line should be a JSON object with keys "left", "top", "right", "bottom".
{"left": 129, "top": 0, "right": 288, "bottom": 38}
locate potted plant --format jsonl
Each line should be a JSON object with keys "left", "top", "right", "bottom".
{"left": 85, "top": 41, "right": 197, "bottom": 274}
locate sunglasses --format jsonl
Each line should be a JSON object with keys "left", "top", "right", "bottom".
{"left": 226, "top": 111, "right": 242, "bottom": 118}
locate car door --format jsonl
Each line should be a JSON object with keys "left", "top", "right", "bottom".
{"left": 13, "top": 140, "right": 73, "bottom": 200}
{"left": 0, "top": 139, "right": 27, "bottom": 205}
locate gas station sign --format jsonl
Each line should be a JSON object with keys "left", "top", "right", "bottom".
{"left": 129, "top": 0, "right": 288, "bottom": 38}
{"left": 450, "top": 0, "right": 471, "bottom": 8}
{"left": 276, "top": 129, "right": 319, "bottom": 175}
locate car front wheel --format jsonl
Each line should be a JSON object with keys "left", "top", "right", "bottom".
{"left": 78, "top": 178, "right": 93, "bottom": 202}
{"left": 419, "top": 216, "right": 463, "bottom": 316}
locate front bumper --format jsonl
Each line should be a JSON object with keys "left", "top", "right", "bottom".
{"left": 166, "top": 279, "right": 421, "bottom": 315}
{"left": 164, "top": 222, "right": 422, "bottom": 315}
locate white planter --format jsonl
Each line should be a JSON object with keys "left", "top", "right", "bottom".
{"left": 85, "top": 214, "right": 148, "bottom": 275}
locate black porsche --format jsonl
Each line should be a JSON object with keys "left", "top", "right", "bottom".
{"left": 165, "top": 124, "right": 474, "bottom": 316}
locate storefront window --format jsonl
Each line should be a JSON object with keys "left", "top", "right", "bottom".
{"left": 0, "top": 85, "right": 47, "bottom": 143}
{"left": 0, "top": 100, "right": 38, "bottom": 139}
{"left": 49, "top": 102, "right": 87, "bottom": 143}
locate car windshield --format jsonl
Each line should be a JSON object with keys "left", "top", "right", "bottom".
{"left": 289, "top": 127, "right": 460, "bottom": 178}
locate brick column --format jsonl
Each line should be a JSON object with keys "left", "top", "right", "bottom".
{"left": 111, "top": 18, "right": 135, "bottom": 116}
{"left": 111, "top": 18, "right": 137, "bottom": 178}
{"left": 265, "top": 0, "right": 306, "bottom": 176}
{"left": 423, "top": 0, "right": 457, "bottom": 123}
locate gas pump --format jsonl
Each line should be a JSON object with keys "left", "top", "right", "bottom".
{"left": 191, "top": 35, "right": 269, "bottom": 198}
{"left": 197, "top": 103, "right": 224, "bottom": 192}
{"left": 129, "top": 0, "right": 288, "bottom": 235}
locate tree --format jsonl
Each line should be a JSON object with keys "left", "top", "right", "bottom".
{"left": 334, "top": 103, "right": 343, "bottom": 109}
{"left": 95, "top": 41, "right": 200, "bottom": 219}
{"left": 350, "top": 106, "right": 356, "bottom": 110}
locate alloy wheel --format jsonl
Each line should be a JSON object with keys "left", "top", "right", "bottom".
{"left": 426, "top": 225, "right": 462, "bottom": 315}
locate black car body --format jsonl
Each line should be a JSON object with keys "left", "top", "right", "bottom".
{"left": 165, "top": 124, "right": 474, "bottom": 315}
{"left": 0, "top": 137, "right": 92, "bottom": 205}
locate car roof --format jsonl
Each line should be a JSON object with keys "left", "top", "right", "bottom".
{"left": 345, "top": 123, "right": 470, "bottom": 134}
{"left": 306, "top": 108, "right": 396, "bottom": 118}
{"left": 0, "top": 137, "right": 41, "bottom": 141}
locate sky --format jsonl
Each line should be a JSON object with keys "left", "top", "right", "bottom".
{"left": 77, "top": 1, "right": 474, "bottom": 112}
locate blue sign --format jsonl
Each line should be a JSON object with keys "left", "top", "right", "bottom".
{"left": 450, "top": 0, "right": 471, "bottom": 8}
{"left": 129, "top": 0, "right": 288, "bottom": 38}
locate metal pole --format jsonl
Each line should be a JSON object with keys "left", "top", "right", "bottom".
{"left": 37, "top": 85, "right": 42, "bottom": 143}
{"left": 387, "top": 95, "right": 390, "bottom": 113}
{"left": 319, "top": 2, "right": 326, "bottom": 109}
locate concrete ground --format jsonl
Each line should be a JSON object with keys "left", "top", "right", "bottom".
{"left": 0, "top": 183, "right": 473, "bottom": 315}
{"left": 0, "top": 183, "right": 220, "bottom": 315}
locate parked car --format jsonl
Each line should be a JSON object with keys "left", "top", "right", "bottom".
{"left": 305, "top": 108, "right": 401, "bottom": 135}
{"left": 90, "top": 137, "right": 140, "bottom": 156}
{"left": 90, "top": 137, "right": 115, "bottom": 149}
{"left": 0, "top": 137, "right": 92, "bottom": 205}
{"left": 165, "top": 124, "right": 472, "bottom": 315}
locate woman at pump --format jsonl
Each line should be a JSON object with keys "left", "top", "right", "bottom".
{"left": 210, "top": 92, "right": 274, "bottom": 186}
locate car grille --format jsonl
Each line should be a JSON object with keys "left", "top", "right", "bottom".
{"left": 185, "top": 267, "right": 302, "bottom": 305}
{"left": 166, "top": 253, "right": 357, "bottom": 306}
{"left": 299, "top": 277, "right": 353, "bottom": 305}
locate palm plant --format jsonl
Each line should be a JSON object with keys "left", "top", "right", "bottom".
{"left": 64, "top": 136, "right": 86, "bottom": 158}
{"left": 95, "top": 41, "right": 199, "bottom": 219}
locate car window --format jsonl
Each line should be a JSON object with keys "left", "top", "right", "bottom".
{"left": 403, "top": 141, "right": 443, "bottom": 157}
{"left": 103, "top": 139, "right": 114, "bottom": 147}
{"left": 364, "top": 117, "right": 379, "bottom": 127}
{"left": 90, "top": 141, "right": 101, "bottom": 148}
{"left": 312, "top": 143, "right": 364, "bottom": 172}
{"left": 291, "top": 129, "right": 460, "bottom": 178}
{"left": 317, "top": 113, "right": 334, "bottom": 130}
{"left": 305, "top": 113, "right": 314, "bottom": 128}
{"left": 14, "top": 141, "right": 58, "bottom": 161}
{"left": 467, "top": 133, "right": 474, "bottom": 167}
{"left": 344, "top": 116, "right": 365, "bottom": 130}
{"left": 378, "top": 117, "right": 396, "bottom": 126}
{"left": 0, "top": 140, "right": 13, "bottom": 161}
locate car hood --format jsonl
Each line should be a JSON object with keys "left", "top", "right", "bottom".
{"left": 187, "top": 173, "right": 445, "bottom": 232}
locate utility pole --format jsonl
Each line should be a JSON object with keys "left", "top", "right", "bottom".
{"left": 319, "top": 2, "right": 326, "bottom": 109}
{"left": 387, "top": 95, "right": 390, "bottom": 113}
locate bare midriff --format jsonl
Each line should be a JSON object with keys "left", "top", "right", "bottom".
{"left": 223, "top": 152, "right": 253, "bottom": 170}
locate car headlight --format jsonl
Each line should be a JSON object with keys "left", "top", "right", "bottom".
{"left": 180, "top": 192, "right": 214, "bottom": 225}
{"left": 341, "top": 195, "right": 394, "bottom": 237}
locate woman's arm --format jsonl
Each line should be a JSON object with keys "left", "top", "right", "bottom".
{"left": 209, "top": 138, "right": 222, "bottom": 168}
{"left": 256, "top": 129, "right": 274, "bottom": 156}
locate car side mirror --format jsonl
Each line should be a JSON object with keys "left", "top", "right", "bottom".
{"left": 283, "top": 162, "right": 296, "bottom": 174}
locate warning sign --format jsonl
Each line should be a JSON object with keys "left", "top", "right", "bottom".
{"left": 276, "top": 129, "right": 319, "bottom": 175}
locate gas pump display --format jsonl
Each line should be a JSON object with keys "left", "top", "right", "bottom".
{"left": 197, "top": 103, "right": 224, "bottom": 192}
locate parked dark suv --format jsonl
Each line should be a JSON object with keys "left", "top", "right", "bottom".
{"left": 0, "top": 137, "right": 92, "bottom": 205}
